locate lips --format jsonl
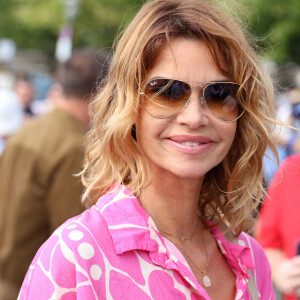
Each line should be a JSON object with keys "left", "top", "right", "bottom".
{"left": 167, "top": 135, "right": 213, "bottom": 154}
{"left": 168, "top": 135, "right": 212, "bottom": 144}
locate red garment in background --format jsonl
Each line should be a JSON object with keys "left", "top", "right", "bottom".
{"left": 257, "top": 154, "right": 300, "bottom": 300}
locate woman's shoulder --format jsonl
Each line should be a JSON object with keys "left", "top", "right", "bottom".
{"left": 19, "top": 205, "right": 111, "bottom": 299}
{"left": 31, "top": 205, "right": 110, "bottom": 266}
{"left": 54, "top": 204, "right": 110, "bottom": 248}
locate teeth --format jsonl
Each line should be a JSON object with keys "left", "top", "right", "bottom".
{"left": 180, "top": 142, "right": 200, "bottom": 147}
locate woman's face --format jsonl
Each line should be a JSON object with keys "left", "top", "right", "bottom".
{"left": 136, "top": 38, "right": 237, "bottom": 183}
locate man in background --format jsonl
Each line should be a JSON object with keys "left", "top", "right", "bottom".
{"left": 0, "top": 49, "right": 110, "bottom": 300}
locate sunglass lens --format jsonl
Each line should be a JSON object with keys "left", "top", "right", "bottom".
{"left": 204, "top": 83, "right": 241, "bottom": 121}
{"left": 143, "top": 79, "right": 191, "bottom": 118}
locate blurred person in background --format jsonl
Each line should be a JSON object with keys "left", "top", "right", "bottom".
{"left": 13, "top": 76, "right": 36, "bottom": 118}
{"left": 0, "top": 89, "right": 24, "bottom": 154}
{"left": 263, "top": 87, "right": 300, "bottom": 187}
{"left": 0, "top": 48, "right": 110, "bottom": 300}
{"left": 40, "top": 82, "right": 65, "bottom": 113}
{"left": 30, "top": 80, "right": 66, "bottom": 117}
{"left": 257, "top": 154, "right": 300, "bottom": 300}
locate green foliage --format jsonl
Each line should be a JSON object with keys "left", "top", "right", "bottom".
{"left": 0, "top": 0, "right": 64, "bottom": 54}
{"left": 0, "top": 0, "right": 144, "bottom": 56}
{"left": 72, "top": 0, "right": 144, "bottom": 50}
{"left": 0, "top": 0, "right": 299, "bottom": 64}
{"left": 242, "top": 0, "right": 300, "bottom": 64}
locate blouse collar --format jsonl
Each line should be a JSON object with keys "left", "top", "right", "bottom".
{"left": 97, "top": 184, "right": 255, "bottom": 293}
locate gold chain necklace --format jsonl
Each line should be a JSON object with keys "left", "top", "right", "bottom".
{"left": 157, "top": 219, "right": 198, "bottom": 243}
{"left": 158, "top": 225, "right": 212, "bottom": 288}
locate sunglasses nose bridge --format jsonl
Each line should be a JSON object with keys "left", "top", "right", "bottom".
{"left": 200, "top": 96, "right": 205, "bottom": 109}
{"left": 187, "top": 84, "right": 206, "bottom": 109}
{"left": 180, "top": 85, "right": 207, "bottom": 119}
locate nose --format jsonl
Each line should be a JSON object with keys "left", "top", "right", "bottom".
{"left": 176, "top": 88, "right": 209, "bottom": 128}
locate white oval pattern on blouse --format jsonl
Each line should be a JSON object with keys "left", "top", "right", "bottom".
{"left": 68, "top": 230, "right": 84, "bottom": 241}
{"left": 78, "top": 242, "right": 95, "bottom": 259}
{"left": 67, "top": 224, "right": 77, "bottom": 230}
{"left": 90, "top": 264, "right": 102, "bottom": 280}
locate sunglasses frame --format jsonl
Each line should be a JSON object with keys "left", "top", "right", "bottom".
{"left": 140, "top": 78, "right": 245, "bottom": 122}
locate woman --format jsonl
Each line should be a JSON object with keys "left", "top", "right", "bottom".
{"left": 19, "top": 0, "right": 276, "bottom": 299}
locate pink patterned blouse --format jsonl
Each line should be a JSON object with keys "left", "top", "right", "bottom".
{"left": 18, "top": 185, "right": 274, "bottom": 300}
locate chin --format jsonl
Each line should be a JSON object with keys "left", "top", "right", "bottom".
{"left": 170, "top": 168, "right": 208, "bottom": 180}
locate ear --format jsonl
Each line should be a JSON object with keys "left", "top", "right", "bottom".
{"left": 131, "top": 124, "right": 137, "bottom": 141}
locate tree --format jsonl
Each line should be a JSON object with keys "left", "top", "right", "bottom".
{"left": 0, "top": 0, "right": 299, "bottom": 64}
{"left": 242, "top": 0, "right": 300, "bottom": 64}
{"left": 0, "top": 0, "right": 144, "bottom": 56}
{"left": 72, "top": 0, "right": 144, "bottom": 50}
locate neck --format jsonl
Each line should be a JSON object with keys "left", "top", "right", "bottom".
{"left": 54, "top": 97, "right": 90, "bottom": 129}
{"left": 139, "top": 173, "right": 203, "bottom": 237}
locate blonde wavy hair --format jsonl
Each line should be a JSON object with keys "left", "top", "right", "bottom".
{"left": 81, "top": 0, "right": 277, "bottom": 235}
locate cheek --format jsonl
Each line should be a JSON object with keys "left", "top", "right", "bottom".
{"left": 136, "top": 111, "right": 153, "bottom": 149}
{"left": 228, "top": 125, "right": 237, "bottom": 141}
{"left": 227, "top": 127, "right": 237, "bottom": 151}
{"left": 136, "top": 112, "right": 168, "bottom": 156}
{"left": 219, "top": 122, "right": 237, "bottom": 147}
{"left": 136, "top": 106, "right": 165, "bottom": 137}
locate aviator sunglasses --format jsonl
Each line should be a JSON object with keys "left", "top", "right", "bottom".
{"left": 140, "top": 78, "right": 245, "bottom": 122}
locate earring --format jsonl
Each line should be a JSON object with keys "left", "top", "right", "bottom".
{"left": 131, "top": 124, "right": 137, "bottom": 141}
